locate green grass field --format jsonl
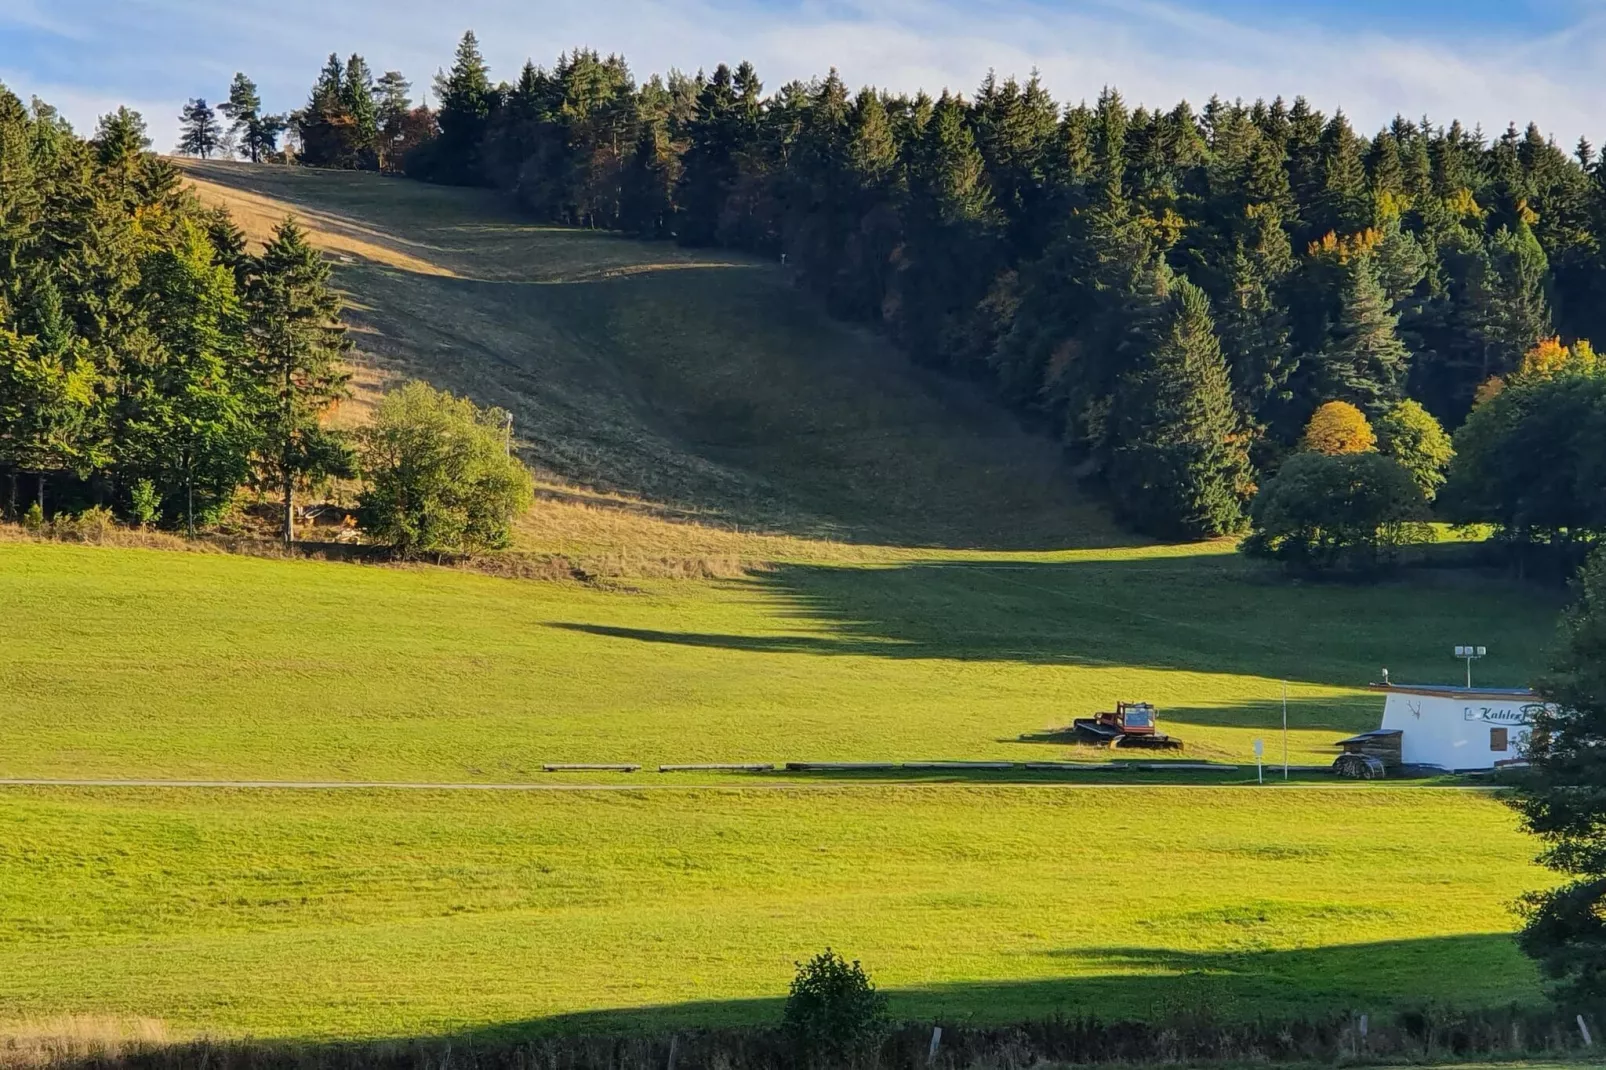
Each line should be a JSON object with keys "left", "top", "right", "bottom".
{"left": 0, "top": 783, "right": 1545, "bottom": 1039}
{"left": 0, "top": 539, "right": 1565, "bottom": 1042}
{"left": 0, "top": 542, "right": 1561, "bottom": 778}
{"left": 0, "top": 163, "right": 1576, "bottom": 1049}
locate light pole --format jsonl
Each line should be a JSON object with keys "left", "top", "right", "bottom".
{"left": 1454, "top": 645, "right": 1487, "bottom": 689}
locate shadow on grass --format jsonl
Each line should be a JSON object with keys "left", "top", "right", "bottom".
{"left": 449, "top": 934, "right": 1536, "bottom": 1039}
{"left": 552, "top": 555, "right": 1561, "bottom": 689}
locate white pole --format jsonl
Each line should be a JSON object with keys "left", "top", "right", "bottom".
{"left": 1282, "top": 681, "right": 1290, "bottom": 780}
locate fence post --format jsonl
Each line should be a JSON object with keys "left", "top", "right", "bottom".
{"left": 927, "top": 1026, "right": 942, "bottom": 1066}
{"left": 667, "top": 1034, "right": 679, "bottom": 1070}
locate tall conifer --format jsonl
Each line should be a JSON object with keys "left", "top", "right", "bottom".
{"left": 242, "top": 219, "right": 352, "bottom": 543}
{"left": 1109, "top": 274, "right": 1252, "bottom": 537}
{"left": 1317, "top": 253, "right": 1411, "bottom": 412}
{"left": 177, "top": 98, "right": 223, "bottom": 158}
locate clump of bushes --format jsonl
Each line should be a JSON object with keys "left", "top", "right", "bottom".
{"left": 1243, "top": 402, "right": 1439, "bottom": 575}
{"left": 356, "top": 381, "right": 535, "bottom": 558}
{"left": 783, "top": 949, "right": 889, "bottom": 1068}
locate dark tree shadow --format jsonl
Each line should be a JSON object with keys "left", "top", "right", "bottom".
{"left": 553, "top": 555, "right": 1562, "bottom": 689}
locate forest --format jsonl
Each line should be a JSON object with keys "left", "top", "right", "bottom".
{"left": 195, "top": 32, "right": 1602, "bottom": 543}
{"left": 15, "top": 29, "right": 1606, "bottom": 547}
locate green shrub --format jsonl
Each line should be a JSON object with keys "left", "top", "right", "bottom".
{"left": 21, "top": 502, "right": 44, "bottom": 533}
{"left": 130, "top": 480, "right": 161, "bottom": 528}
{"left": 357, "top": 381, "right": 535, "bottom": 557}
{"left": 1242, "top": 451, "right": 1429, "bottom": 574}
{"left": 782, "top": 949, "right": 889, "bottom": 1068}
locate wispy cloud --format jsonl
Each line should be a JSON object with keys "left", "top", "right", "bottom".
{"left": 4, "top": 0, "right": 1604, "bottom": 152}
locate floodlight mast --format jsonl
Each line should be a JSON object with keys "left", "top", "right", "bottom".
{"left": 1454, "top": 645, "right": 1488, "bottom": 688}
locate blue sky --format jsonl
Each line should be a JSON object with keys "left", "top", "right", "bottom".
{"left": 3, "top": 0, "right": 1604, "bottom": 150}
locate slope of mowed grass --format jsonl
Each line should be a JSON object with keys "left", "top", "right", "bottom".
{"left": 0, "top": 542, "right": 1562, "bottom": 780}
{"left": 175, "top": 159, "right": 1117, "bottom": 550}
{"left": 0, "top": 785, "right": 1545, "bottom": 1039}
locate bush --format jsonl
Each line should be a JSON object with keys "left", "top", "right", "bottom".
{"left": 52, "top": 505, "right": 117, "bottom": 544}
{"left": 1301, "top": 400, "right": 1376, "bottom": 455}
{"left": 21, "top": 501, "right": 44, "bottom": 532}
{"left": 130, "top": 480, "right": 161, "bottom": 528}
{"left": 1242, "top": 451, "right": 1429, "bottom": 574}
{"left": 782, "top": 949, "right": 889, "bottom": 1068}
{"left": 357, "top": 381, "right": 535, "bottom": 557}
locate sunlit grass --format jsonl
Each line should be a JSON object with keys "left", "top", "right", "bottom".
{"left": 0, "top": 784, "right": 1546, "bottom": 1040}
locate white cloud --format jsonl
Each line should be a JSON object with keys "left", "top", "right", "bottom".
{"left": 5, "top": 0, "right": 1606, "bottom": 151}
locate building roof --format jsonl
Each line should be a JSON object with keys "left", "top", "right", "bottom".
{"left": 1369, "top": 683, "right": 1538, "bottom": 699}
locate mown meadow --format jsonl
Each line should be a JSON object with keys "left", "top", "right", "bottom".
{"left": 0, "top": 782, "right": 1545, "bottom": 1039}
{"left": 0, "top": 536, "right": 1567, "bottom": 1043}
{"left": 0, "top": 541, "right": 1561, "bottom": 779}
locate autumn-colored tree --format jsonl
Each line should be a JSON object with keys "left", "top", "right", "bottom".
{"left": 1473, "top": 376, "right": 1507, "bottom": 407}
{"left": 1301, "top": 400, "right": 1376, "bottom": 455}
{"left": 1520, "top": 336, "right": 1599, "bottom": 379}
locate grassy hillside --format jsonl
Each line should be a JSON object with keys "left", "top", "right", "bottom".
{"left": 0, "top": 162, "right": 1573, "bottom": 1047}
{"left": 0, "top": 783, "right": 1544, "bottom": 1039}
{"left": 0, "top": 537, "right": 1563, "bottom": 1037}
{"left": 0, "top": 542, "right": 1561, "bottom": 779}
{"left": 177, "top": 160, "right": 1118, "bottom": 550}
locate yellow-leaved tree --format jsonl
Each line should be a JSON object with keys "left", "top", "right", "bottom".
{"left": 1301, "top": 400, "right": 1377, "bottom": 455}
{"left": 1519, "top": 336, "right": 1598, "bottom": 379}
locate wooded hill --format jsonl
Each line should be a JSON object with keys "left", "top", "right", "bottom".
{"left": 259, "top": 34, "right": 1596, "bottom": 538}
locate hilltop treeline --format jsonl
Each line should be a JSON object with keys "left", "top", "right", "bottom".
{"left": 0, "top": 89, "right": 351, "bottom": 536}
{"left": 250, "top": 32, "right": 1603, "bottom": 537}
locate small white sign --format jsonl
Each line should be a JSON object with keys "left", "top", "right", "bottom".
{"left": 1253, "top": 738, "right": 1264, "bottom": 757}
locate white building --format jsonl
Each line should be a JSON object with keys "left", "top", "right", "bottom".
{"left": 1374, "top": 684, "right": 1550, "bottom": 772}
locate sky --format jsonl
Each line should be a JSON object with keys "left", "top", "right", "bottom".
{"left": 3, "top": 0, "right": 1605, "bottom": 151}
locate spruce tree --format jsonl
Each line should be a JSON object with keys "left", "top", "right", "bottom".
{"left": 177, "top": 98, "right": 223, "bottom": 158}
{"left": 1109, "top": 274, "right": 1252, "bottom": 537}
{"left": 296, "top": 54, "right": 355, "bottom": 168}
{"left": 93, "top": 106, "right": 150, "bottom": 166}
{"left": 1316, "top": 253, "right": 1411, "bottom": 412}
{"left": 242, "top": 219, "right": 352, "bottom": 543}
{"left": 1510, "top": 548, "right": 1606, "bottom": 1002}
{"left": 341, "top": 54, "right": 379, "bottom": 167}
{"left": 431, "top": 30, "right": 493, "bottom": 184}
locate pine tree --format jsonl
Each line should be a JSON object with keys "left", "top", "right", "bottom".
{"left": 177, "top": 98, "right": 223, "bottom": 158}
{"left": 242, "top": 219, "right": 352, "bottom": 543}
{"left": 1109, "top": 274, "right": 1252, "bottom": 537}
{"left": 373, "top": 71, "right": 413, "bottom": 172}
{"left": 430, "top": 30, "right": 493, "bottom": 184}
{"left": 341, "top": 55, "right": 379, "bottom": 168}
{"left": 219, "top": 73, "right": 284, "bottom": 163}
{"left": 1316, "top": 254, "right": 1411, "bottom": 412}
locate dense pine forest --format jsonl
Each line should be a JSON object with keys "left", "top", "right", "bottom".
{"left": 221, "top": 32, "right": 1602, "bottom": 541}
{"left": 11, "top": 28, "right": 1606, "bottom": 550}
